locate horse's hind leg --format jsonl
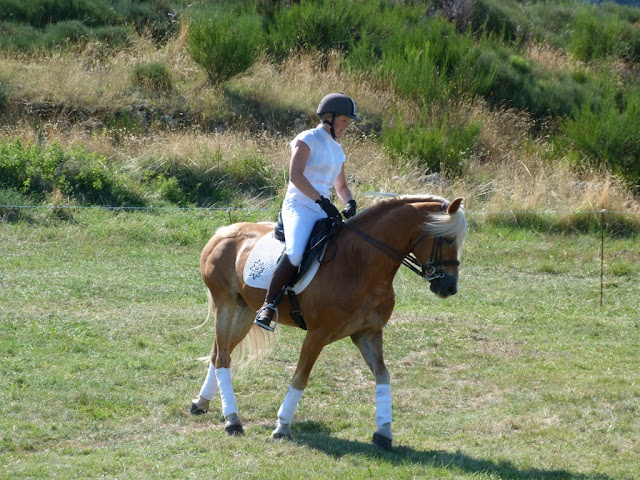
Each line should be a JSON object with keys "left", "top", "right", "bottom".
{"left": 191, "top": 358, "right": 216, "bottom": 415}
{"left": 192, "top": 296, "right": 254, "bottom": 435}
{"left": 351, "top": 330, "right": 393, "bottom": 451}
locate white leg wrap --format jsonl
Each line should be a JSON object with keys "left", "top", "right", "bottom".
{"left": 199, "top": 363, "right": 218, "bottom": 401}
{"left": 375, "top": 384, "right": 392, "bottom": 427}
{"left": 277, "top": 386, "right": 304, "bottom": 425}
{"left": 215, "top": 368, "right": 237, "bottom": 418}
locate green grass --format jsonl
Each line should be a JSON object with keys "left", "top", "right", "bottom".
{"left": 1, "top": 209, "right": 638, "bottom": 479}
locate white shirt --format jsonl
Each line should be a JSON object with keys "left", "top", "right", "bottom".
{"left": 284, "top": 124, "right": 346, "bottom": 211}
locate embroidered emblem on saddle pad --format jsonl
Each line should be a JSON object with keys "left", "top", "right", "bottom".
{"left": 243, "top": 232, "right": 325, "bottom": 293}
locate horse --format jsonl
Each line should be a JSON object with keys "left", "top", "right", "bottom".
{"left": 190, "top": 195, "right": 467, "bottom": 451}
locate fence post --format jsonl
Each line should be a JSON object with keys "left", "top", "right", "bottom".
{"left": 600, "top": 209, "right": 606, "bottom": 308}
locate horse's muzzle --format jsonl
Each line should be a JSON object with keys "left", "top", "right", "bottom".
{"left": 429, "top": 272, "right": 458, "bottom": 298}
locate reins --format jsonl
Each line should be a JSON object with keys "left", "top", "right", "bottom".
{"left": 341, "top": 221, "right": 459, "bottom": 281}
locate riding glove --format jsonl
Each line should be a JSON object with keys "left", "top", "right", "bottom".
{"left": 341, "top": 199, "right": 357, "bottom": 219}
{"left": 316, "top": 196, "right": 342, "bottom": 220}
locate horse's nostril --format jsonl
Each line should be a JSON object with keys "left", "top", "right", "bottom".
{"left": 448, "top": 285, "right": 457, "bottom": 295}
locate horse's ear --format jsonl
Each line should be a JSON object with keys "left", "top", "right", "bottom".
{"left": 446, "top": 197, "right": 464, "bottom": 214}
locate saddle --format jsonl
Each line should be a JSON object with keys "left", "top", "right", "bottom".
{"left": 243, "top": 213, "right": 341, "bottom": 329}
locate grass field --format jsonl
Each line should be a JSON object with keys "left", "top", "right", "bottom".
{"left": 1, "top": 208, "right": 638, "bottom": 479}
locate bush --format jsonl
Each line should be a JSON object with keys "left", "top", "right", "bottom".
{"left": 0, "top": 19, "right": 132, "bottom": 52}
{"left": 569, "top": 7, "right": 623, "bottom": 62}
{"left": 377, "top": 15, "right": 479, "bottom": 103}
{"left": 0, "top": 81, "right": 7, "bottom": 112}
{"left": 132, "top": 62, "right": 173, "bottom": 94}
{"left": 383, "top": 111, "right": 481, "bottom": 177}
{"left": 473, "top": 45, "right": 589, "bottom": 119}
{"left": 0, "top": 188, "right": 34, "bottom": 223}
{"left": 42, "top": 19, "right": 89, "bottom": 47}
{"left": 470, "top": 0, "right": 531, "bottom": 43}
{"left": 142, "top": 150, "right": 278, "bottom": 206}
{"left": 188, "top": 7, "right": 265, "bottom": 83}
{"left": 563, "top": 85, "right": 640, "bottom": 191}
{"left": 265, "top": 0, "right": 387, "bottom": 60}
{"left": 0, "top": 139, "right": 144, "bottom": 206}
{"left": 619, "top": 21, "right": 640, "bottom": 64}
{"left": 0, "top": 0, "right": 175, "bottom": 52}
{"left": 0, "top": 0, "right": 117, "bottom": 29}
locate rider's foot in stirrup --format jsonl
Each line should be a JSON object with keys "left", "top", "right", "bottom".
{"left": 254, "top": 304, "right": 277, "bottom": 331}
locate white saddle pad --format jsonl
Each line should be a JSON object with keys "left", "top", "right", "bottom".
{"left": 243, "top": 232, "right": 324, "bottom": 294}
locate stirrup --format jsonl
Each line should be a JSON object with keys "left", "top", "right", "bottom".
{"left": 254, "top": 304, "right": 278, "bottom": 332}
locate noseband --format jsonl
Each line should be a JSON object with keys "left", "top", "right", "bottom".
{"left": 409, "top": 233, "right": 460, "bottom": 281}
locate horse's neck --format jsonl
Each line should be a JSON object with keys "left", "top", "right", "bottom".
{"left": 358, "top": 203, "right": 420, "bottom": 251}
{"left": 340, "top": 204, "right": 421, "bottom": 277}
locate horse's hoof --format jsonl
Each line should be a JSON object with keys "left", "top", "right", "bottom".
{"left": 372, "top": 432, "right": 393, "bottom": 451}
{"left": 190, "top": 397, "right": 209, "bottom": 415}
{"left": 271, "top": 422, "right": 292, "bottom": 440}
{"left": 225, "top": 424, "right": 245, "bottom": 436}
{"left": 224, "top": 413, "right": 244, "bottom": 435}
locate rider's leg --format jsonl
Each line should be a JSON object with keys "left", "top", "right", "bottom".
{"left": 254, "top": 254, "right": 298, "bottom": 331}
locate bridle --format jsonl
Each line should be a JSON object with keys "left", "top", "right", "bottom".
{"left": 341, "top": 219, "right": 460, "bottom": 282}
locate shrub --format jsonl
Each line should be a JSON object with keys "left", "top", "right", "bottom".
{"left": 0, "top": 19, "right": 132, "bottom": 52}
{"left": 140, "top": 149, "right": 277, "bottom": 207}
{"left": 383, "top": 111, "right": 481, "bottom": 177}
{"left": 473, "top": 45, "right": 589, "bottom": 119}
{"left": 569, "top": 7, "right": 623, "bottom": 62}
{"left": 42, "top": 19, "right": 89, "bottom": 48}
{"left": 132, "top": 62, "right": 173, "bottom": 94}
{"left": 188, "top": 7, "right": 265, "bottom": 83}
{"left": 0, "top": 0, "right": 117, "bottom": 29}
{"left": 470, "top": 0, "right": 531, "bottom": 43}
{"left": 0, "top": 188, "right": 34, "bottom": 223}
{"left": 619, "top": 21, "right": 640, "bottom": 64}
{"left": 91, "top": 25, "right": 132, "bottom": 49}
{"left": 0, "top": 0, "right": 174, "bottom": 51}
{"left": 0, "top": 139, "right": 144, "bottom": 206}
{"left": 563, "top": 85, "right": 640, "bottom": 191}
{"left": 375, "top": 15, "right": 485, "bottom": 104}
{"left": 0, "top": 81, "right": 7, "bottom": 112}
{"left": 265, "top": 0, "right": 383, "bottom": 60}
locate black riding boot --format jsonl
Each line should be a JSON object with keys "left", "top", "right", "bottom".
{"left": 254, "top": 254, "right": 298, "bottom": 331}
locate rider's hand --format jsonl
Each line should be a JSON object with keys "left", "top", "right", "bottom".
{"left": 316, "top": 196, "right": 342, "bottom": 220}
{"left": 341, "top": 199, "right": 357, "bottom": 219}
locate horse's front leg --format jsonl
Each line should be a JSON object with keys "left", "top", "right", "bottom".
{"left": 351, "top": 330, "right": 393, "bottom": 451}
{"left": 272, "top": 331, "right": 327, "bottom": 440}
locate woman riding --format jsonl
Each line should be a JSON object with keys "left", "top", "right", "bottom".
{"left": 254, "top": 93, "right": 361, "bottom": 331}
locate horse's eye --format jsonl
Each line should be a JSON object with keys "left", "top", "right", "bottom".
{"left": 444, "top": 237, "right": 455, "bottom": 246}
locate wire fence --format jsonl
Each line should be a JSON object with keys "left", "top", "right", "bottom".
{"left": 2, "top": 203, "right": 638, "bottom": 309}
{"left": 2, "top": 203, "right": 639, "bottom": 215}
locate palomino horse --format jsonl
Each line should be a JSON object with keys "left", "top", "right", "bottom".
{"left": 190, "top": 195, "right": 467, "bottom": 450}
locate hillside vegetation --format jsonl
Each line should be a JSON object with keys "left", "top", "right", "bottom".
{"left": 1, "top": 0, "right": 639, "bottom": 231}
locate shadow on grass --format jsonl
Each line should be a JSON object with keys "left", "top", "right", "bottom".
{"left": 291, "top": 421, "right": 617, "bottom": 480}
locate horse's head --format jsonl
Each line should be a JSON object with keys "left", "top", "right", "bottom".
{"left": 412, "top": 197, "right": 467, "bottom": 298}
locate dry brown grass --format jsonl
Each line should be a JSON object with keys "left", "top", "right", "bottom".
{"left": 230, "top": 50, "right": 420, "bottom": 123}
{"left": 1, "top": 34, "right": 638, "bottom": 215}
{"left": 0, "top": 33, "right": 221, "bottom": 113}
{"left": 525, "top": 41, "right": 583, "bottom": 72}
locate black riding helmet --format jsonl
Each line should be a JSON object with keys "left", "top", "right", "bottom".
{"left": 317, "top": 93, "right": 361, "bottom": 138}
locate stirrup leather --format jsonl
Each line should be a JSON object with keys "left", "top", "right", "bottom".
{"left": 254, "top": 303, "right": 279, "bottom": 331}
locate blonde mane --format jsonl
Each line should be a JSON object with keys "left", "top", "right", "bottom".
{"left": 352, "top": 195, "right": 467, "bottom": 253}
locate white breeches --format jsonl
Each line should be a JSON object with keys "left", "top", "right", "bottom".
{"left": 282, "top": 198, "right": 326, "bottom": 267}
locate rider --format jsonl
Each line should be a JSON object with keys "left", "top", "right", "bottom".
{"left": 254, "top": 93, "right": 361, "bottom": 331}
